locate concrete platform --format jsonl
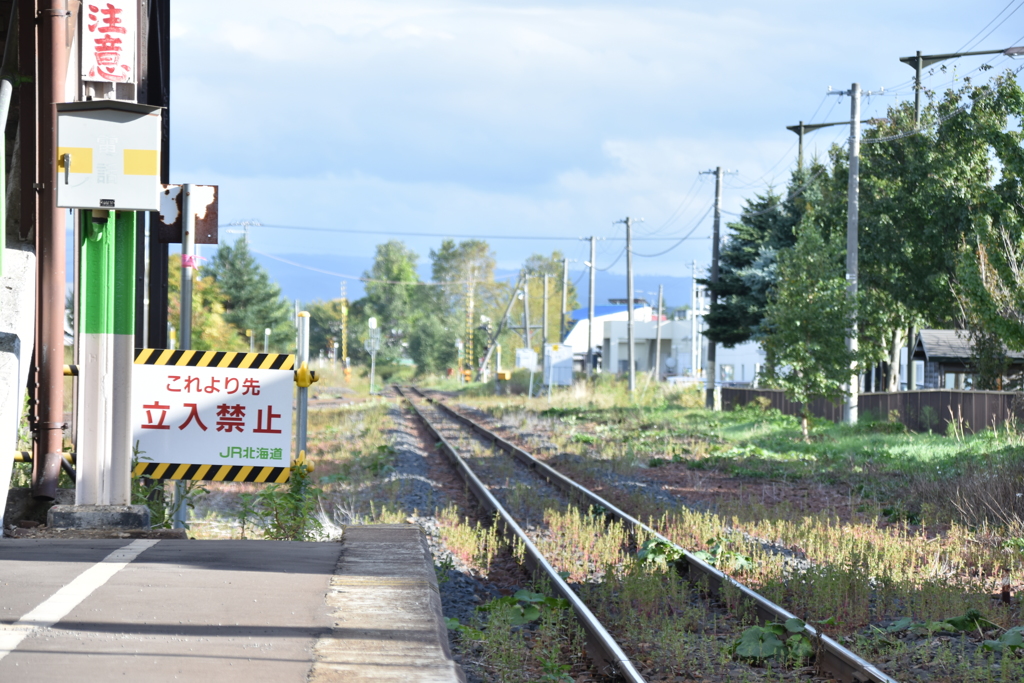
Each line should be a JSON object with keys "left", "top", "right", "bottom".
{"left": 0, "top": 526, "right": 464, "bottom": 682}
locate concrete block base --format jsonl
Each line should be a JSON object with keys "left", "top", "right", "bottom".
{"left": 47, "top": 504, "right": 151, "bottom": 530}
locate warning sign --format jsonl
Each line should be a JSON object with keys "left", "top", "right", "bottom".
{"left": 131, "top": 349, "right": 295, "bottom": 480}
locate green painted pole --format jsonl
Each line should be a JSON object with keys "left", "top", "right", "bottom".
{"left": 77, "top": 210, "right": 135, "bottom": 505}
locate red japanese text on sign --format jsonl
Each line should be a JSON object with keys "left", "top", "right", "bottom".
{"left": 132, "top": 363, "right": 294, "bottom": 469}
{"left": 83, "top": 2, "right": 136, "bottom": 85}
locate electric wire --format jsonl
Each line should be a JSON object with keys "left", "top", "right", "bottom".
{"left": 638, "top": 174, "right": 704, "bottom": 236}
{"left": 719, "top": 165, "right": 829, "bottom": 218}
{"left": 253, "top": 222, "right": 693, "bottom": 242}
{"left": 962, "top": 0, "right": 1024, "bottom": 53}
{"left": 632, "top": 204, "right": 713, "bottom": 257}
{"left": 957, "top": 0, "right": 1019, "bottom": 53}
{"left": 250, "top": 249, "right": 515, "bottom": 286}
{"left": 594, "top": 246, "right": 626, "bottom": 272}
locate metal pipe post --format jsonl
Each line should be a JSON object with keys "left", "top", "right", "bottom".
{"left": 690, "top": 261, "right": 698, "bottom": 376}
{"left": 587, "top": 237, "right": 596, "bottom": 377}
{"left": 180, "top": 185, "right": 195, "bottom": 349}
{"left": 297, "top": 311, "right": 309, "bottom": 456}
{"left": 171, "top": 186, "right": 196, "bottom": 527}
{"left": 560, "top": 257, "right": 568, "bottom": 342}
{"left": 523, "top": 275, "right": 531, "bottom": 349}
{"left": 914, "top": 51, "right": 922, "bottom": 126}
{"left": 626, "top": 217, "right": 635, "bottom": 394}
{"left": 0, "top": 77, "right": 10, "bottom": 276}
{"left": 844, "top": 84, "right": 861, "bottom": 425}
{"left": 797, "top": 121, "right": 804, "bottom": 171}
{"left": 653, "top": 284, "right": 663, "bottom": 382}
{"left": 907, "top": 323, "right": 916, "bottom": 390}
{"left": 264, "top": 327, "right": 270, "bottom": 353}
{"left": 542, "top": 274, "right": 549, "bottom": 347}
{"left": 33, "top": 0, "right": 68, "bottom": 499}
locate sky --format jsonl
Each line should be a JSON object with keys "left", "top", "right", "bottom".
{"left": 168, "top": 0, "right": 1024, "bottom": 304}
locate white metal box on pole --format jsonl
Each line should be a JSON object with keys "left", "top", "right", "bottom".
{"left": 56, "top": 101, "right": 162, "bottom": 211}
{"left": 515, "top": 348, "right": 537, "bottom": 370}
{"left": 543, "top": 344, "right": 574, "bottom": 386}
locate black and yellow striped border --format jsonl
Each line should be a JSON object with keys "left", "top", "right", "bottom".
{"left": 133, "top": 462, "right": 291, "bottom": 483}
{"left": 134, "top": 348, "right": 295, "bottom": 370}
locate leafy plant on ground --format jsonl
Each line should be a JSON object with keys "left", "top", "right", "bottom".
{"left": 732, "top": 617, "right": 814, "bottom": 665}
{"left": 691, "top": 537, "right": 754, "bottom": 573}
{"left": 477, "top": 589, "right": 570, "bottom": 626}
{"left": 131, "top": 441, "right": 206, "bottom": 529}
{"left": 984, "top": 626, "right": 1024, "bottom": 654}
{"left": 236, "top": 459, "right": 324, "bottom": 541}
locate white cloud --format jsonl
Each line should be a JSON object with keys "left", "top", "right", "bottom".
{"left": 168, "top": 0, "right": 999, "bottom": 277}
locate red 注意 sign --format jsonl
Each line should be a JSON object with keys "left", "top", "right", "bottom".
{"left": 83, "top": 2, "right": 137, "bottom": 84}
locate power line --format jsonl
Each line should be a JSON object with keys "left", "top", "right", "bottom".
{"left": 633, "top": 204, "right": 714, "bottom": 258}
{"left": 251, "top": 222, "right": 701, "bottom": 242}
{"left": 594, "top": 246, "right": 626, "bottom": 271}
{"left": 719, "top": 165, "right": 830, "bottom": 218}
{"left": 960, "top": 0, "right": 1024, "bottom": 53}
{"left": 250, "top": 248, "right": 515, "bottom": 286}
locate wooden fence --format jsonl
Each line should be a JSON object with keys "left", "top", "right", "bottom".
{"left": 721, "top": 388, "right": 1024, "bottom": 434}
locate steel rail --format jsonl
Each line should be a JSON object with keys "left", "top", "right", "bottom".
{"left": 409, "top": 386, "right": 898, "bottom": 683}
{"left": 394, "top": 386, "right": 646, "bottom": 682}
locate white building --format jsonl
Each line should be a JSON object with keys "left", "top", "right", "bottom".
{"left": 562, "top": 303, "right": 766, "bottom": 384}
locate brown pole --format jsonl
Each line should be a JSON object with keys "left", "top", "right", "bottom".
{"left": 32, "top": 0, "right": 67, "bottom": 499}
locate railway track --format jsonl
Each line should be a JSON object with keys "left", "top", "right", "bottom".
{"left": 396, "top": 385, "right": 898, "bottom": 683}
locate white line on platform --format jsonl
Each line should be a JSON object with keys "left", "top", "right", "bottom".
{"left": 0, "top": 539, "right": 159, "bottom": 662}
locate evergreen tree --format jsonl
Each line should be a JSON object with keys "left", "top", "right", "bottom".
{"left": 760, "top": 218, "right": 857, "bottom": 439}
{"left": 168, "top": 265, "right": 246, "bottom": 351}
{"left": 202, "top": 238, "right": 294, "bottom": 351}
{"left": 361, "top": 240, "right": 421, "bottom": 364}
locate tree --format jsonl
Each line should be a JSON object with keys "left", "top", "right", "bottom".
{"left": 760, "top": 219, "right": 857, "bottom": 440}
{"left": 167, "top": 265, "right": 246, "bottom": 351}
{"left": 702, "top": 188, "right": 797, "bottom": 346}
{"left": 521, "top": 251, "right": 579, "bottom": 350}
{"left": 407, "top": 314, "right": 459, "bottom": 375}
{"left": 950, "top": 73, "right": 1024, "bottom": 353}
{"left": 306, "top": 299, "right": 347, "bottom": 360}
{"left": 203, "top": 238, "right": 294, "bottom": 351}
{"left": 361, "top": 240, "right": 420, "bottom": 365}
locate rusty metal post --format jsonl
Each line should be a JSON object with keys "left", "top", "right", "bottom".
{"left": 32, "top": 0, "right": 68, "bottom": 500}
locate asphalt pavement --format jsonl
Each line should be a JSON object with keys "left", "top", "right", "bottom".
{"left": 0, "top": 534, "right": 463, "bottom": 682}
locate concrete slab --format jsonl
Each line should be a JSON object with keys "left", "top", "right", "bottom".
{"left": 0, "top": 528, "right": 464, "bottom": 682}
{"left": 310, "top": 524, "right": 466, "bottom": 682}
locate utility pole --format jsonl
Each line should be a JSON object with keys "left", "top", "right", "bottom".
{"left": 844, "top": 84, "right": 861, "bottom": 423}
{"left": 690, "top": 261, "right": 699, "bottom": 377}
{"left": 700, "top": 167, "right": 724, "bottom": 410}
{"left": 340, "top": 281, "right": 349, "bottom": 375}
{"left": 33, "top": 1, "right": 69, "bottom": 499}
{"left": 560, "top": 258, "right": 569, "bottom": 343}
{"left": 523, "top": 275, "right": 531, "bottom": 350}
{"left": 587, "top": 237, "right": 597, "bottom": 377}
{"left": 542, "top": 274, "right": 549, "bottom": 347}
{"left": 466, "top": 273, "right": 475, "bottom": 374}
{"left": 616, "top": 217, "right": 636, "bottom": 394}
{"left": 653, "top": 284, "right": 663, "bottom": 382}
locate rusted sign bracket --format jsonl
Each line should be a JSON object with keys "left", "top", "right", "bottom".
{"left": 157, "top": 184, "right": 218, "bottom": 244}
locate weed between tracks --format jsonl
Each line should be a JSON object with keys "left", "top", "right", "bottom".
{"left": 426, "top": 377, "right": 1024, "bottom": 681}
